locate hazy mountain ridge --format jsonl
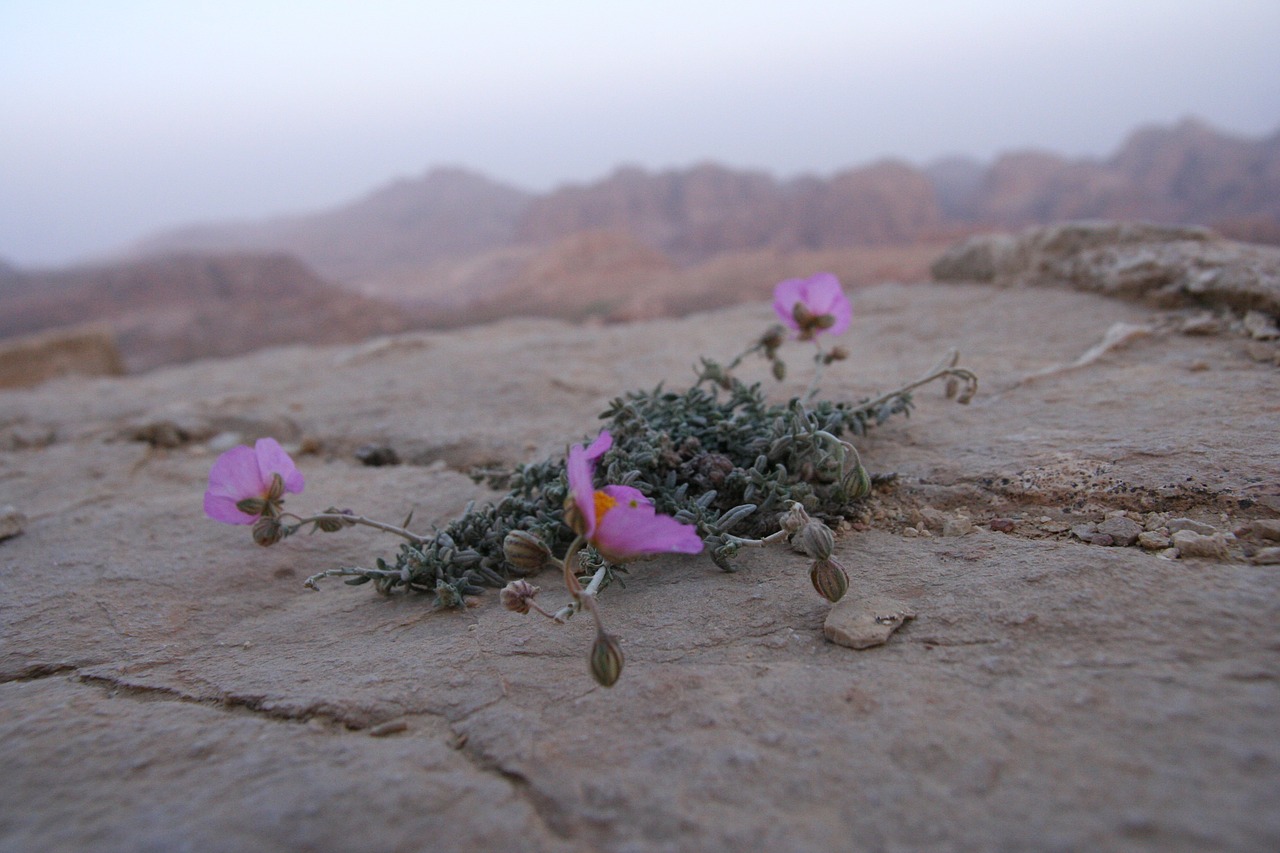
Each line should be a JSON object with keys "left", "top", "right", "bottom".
{"left": 127, "top": 118, "right": 1280, "bottom": 302}
{"left": 6, "top": 117, "right": 1278, "bottom": 375}
{"left": 0, "top": 253, "right": 424, "bottom": 371}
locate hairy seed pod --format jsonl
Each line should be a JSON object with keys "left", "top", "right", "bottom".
{"left": 499, "top": 579, "right": 540, "bottom": 614}
{"left": 589, "top": 631, "right": 624, "bottom": 687}
{"left": 503, "top": 530, "right": 552, "bottom": 574}
{"left": 252, "top": 516, "right": 286, "bottom": 547}
{"left": 778, "top": 502, "right": 812, "bottom": 535}
{"left": 797, "top": 521, "right": 835, "bottom": 561}
{"left": 810, "top": 557, "right": 850, "bottom": 603}
{"left": 842, "top": 464, "right": 873, "bottom": 501}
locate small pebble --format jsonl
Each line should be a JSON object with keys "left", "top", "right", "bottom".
{"left": 943, "top": 516, "right": 973, "bottom": 537}
{"left": 1171, "top": 530, "right": 1231, "bottom": 560}
{"left": 1097, "top": 516, "right": 1142, "bottom": 547}
{"left": 1243, "top": 310, "right": 1280, "bottom": 341}
{"left": 1179, "top": 313, "right": 1222, "bottom": 336}
{"left": 1250, "top": 547, "right": 1280, "bottom": 565}
{"left": 902, "top": 527, "right": 919, "bottom": 538}
{"left": 0, "top": 506, "right": 26, "bottom": 541}
{"left": 1137, "top": 531, "right": 1171, "bottom": 551}
{"left": 1166, "top": 518, "right": 1216, "bottom": 536}
{"left": 1088, "top": 534, "right": 1115, "bottom": 547}
{"left": 369, "top": 719, "right": 409, "bottom": 737}
{"left": 1071, "top": 523, "right": 1098, "bottom": 541}
{"left": 1243, "top": 519, "right": 1280, "bottom": 542}
{"left": 989, "top": 518, "right": 1016, "bottom": 533}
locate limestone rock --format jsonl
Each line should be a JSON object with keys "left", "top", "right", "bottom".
{"left": 1171, "top": 530, "right": 1231, "bottom": 560}
{"left": 823, "top": 595, "right": 916, "bottom": 649}
{"left": 931, "top": 221, "right": 1280, "bottom": 318}
{"left": 0, "top": 325, "right": 124, "bottom": 389}
{"left": 3, "top": 266, "right": 1279, "bottom": 851}
{"left": 1097, "top": 516, "right": 1143, "bottom": 547}
{"left": 0, "top": 506, "right": 25, "bottom": 540}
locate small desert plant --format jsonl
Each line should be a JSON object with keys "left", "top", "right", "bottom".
{"left": 204, "top": 273, "right": 976, "bottom": 686}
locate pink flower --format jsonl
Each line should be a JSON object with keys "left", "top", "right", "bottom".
{"left": 772, "top": 273, "right": 852, "bottom": 340}
{"left": 203, "top": 438, "right": 304, "bottom": 525}
{"left": 566, "top": 431, "right": 703, "bottom": 563}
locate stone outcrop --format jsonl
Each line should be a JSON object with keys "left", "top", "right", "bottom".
{"left": 0, "top": 324, "right": 124, "bottom": 389}
{"left": 931, "top": 220, "right": 1280, "bottom": 318}
{"left": 3, "top": 224, "right": 1278, "bottom": 850}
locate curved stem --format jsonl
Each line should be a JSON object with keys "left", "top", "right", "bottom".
{"left": 284, "top": 512, "right": 426, "bottom": 545}
{"left": 803, "top": 341, "right": 828, "bottom": 404}
{"left": 553, "top": 564, "right": 608, "bottom": 623}
{"left": 303, "top": 565, "right": 402, "bottom": 591}
{"left": 723, "top": 528, "right": 791, "bottom": 549}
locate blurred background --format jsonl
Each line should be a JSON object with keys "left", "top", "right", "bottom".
{"left": 1, "top": 0, "right": 1278, "bottom": 378}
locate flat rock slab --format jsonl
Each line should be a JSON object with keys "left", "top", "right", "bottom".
{"left": 2, "top": 264, "right": 1278, "bottom": 850}
{"left": 823, "top": 594, "right": 916, "bottom": 649}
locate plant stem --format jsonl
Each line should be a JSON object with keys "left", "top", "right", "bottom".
{"left": 303, "top": 565, "right": 403, "bottom": 591}
{"left": 723, "top": 528, "right": 791, "bottom": 549}
{"left": 286, "top": 512, "right": 426, "bottom": 545}
{"left": 553, "top": 564, "right": 608, "bottom": 623}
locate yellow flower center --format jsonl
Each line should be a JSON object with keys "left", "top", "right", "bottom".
{"left": 593, "top": 490, "right": 617, "bottom": 522}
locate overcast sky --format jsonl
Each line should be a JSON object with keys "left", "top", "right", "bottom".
{"left": 2, "top": 0, "right": 1278, "bottom": 267}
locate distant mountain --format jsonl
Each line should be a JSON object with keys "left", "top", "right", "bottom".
{"left": 951, "top": 118, "right": 1280, "bottom": 232}
{"left": 0, "top": 253, "right": 426, "bottom": 371}
{"left": 8, "top": 115, "right": 1261, "bottom": 377}
{"left": 133, "top": 168, "right": 533, "bottom": 295}
{"left": 130, "top": 118, "right": 1280, "bottom": 305}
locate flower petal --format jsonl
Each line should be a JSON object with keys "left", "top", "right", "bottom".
{"left": 203, "top": 445, "right": 264, "bottom": 524}
{"left": 772, "top": 273, "right": 851, "bottom": 338}
{"left": 772, "top": 276, "right": 808, "bottom": 333}
{"left": 594, "top": 502, "right": 703, "bottom": 562}
{"left": 203, "top": 491, "right": 257, "bottom": 525}
{"left": 601, "top": 484, "right": 651, "bottom": 509}
{"left": 253, "top": 437, "right": 304, "bottom": 494}
{"left": 567, "top": 433, "right": 609, "bottom": 536}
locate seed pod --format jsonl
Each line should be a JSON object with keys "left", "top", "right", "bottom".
{"left": 589, "top": 631, "right": 624, "bottom": 687}
{"left": 842, "top": 464, "right": 873, "bottom": 500}
{"left": 252, "top": 516, "right": 286, "bottom": 547}
{"left": 778, "top": 502, "right": 812, "bottom": 535}
{"left": 499, "top": 579, "right": 540, "bottom": 614}
{"left": 503, "top": 530, "right": 552, "bottom": 574}
{"left": 810, "top": 557, "right": 849, "bottom": 603}
{"left": 796, "top": 520, "right": 835, "bottom": 560}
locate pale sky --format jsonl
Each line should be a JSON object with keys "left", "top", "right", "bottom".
{"left": 2, "top": 0, "right": 1278, "bottom": 267}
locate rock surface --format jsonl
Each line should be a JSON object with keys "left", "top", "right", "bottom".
{"left": 931, "top": 221, "right": 1280, "bottom": 317}
{"left": 2, "top": 230, "right": 1279, "bottom": 851}
{"left": 0, "top": 324, "right": 125, "bottom": 389}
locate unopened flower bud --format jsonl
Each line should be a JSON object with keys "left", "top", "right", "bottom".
{"left": 503, "top": 530, "right": 552, "bottom": 574}
{"left": 235, "top": 497, "right": 268, "bottom": 517}
{"left": 499, "top": 579, "right": 541, "bottom": 614}
{"left": 796, "top": 520, "right": 835, "bottom": 561}
{"left": 810, "top": 557, "right": 849, "bottom": 603}
{"left": 779, "top": 502, "right": 812, "bottom": 535}
{"left": 315, "top": 507, "right": 356, "bottom": 533}
{"left": 823, "top": 346, "right": 849, "bottom": 365}
{"left": 760, "top": 325, "right": 785, "bottom": 356}
{"left": 842, "top": 463, "right": 873, "bottom": 500}
{"left": 945, "top": 376, "right": 959, "bottom": 399}
{"left": 265, "top": 472, "right": 286, "bottom": 502}
{"left": 589, "top": 630, "right": 624, "bottom": 687}
{"left": 771, "top": 359, "right": 787, "bottom": 381}
{"left": 252, "top": 516, "right": 286, "bottom": 547}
